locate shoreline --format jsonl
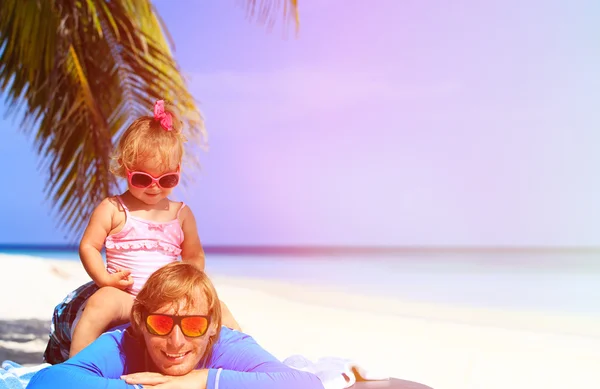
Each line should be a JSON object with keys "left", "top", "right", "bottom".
{"left": 3, "top": 253, "right": 599, "bottom": 337}
{"left": 1, "top": 254, "right": 600, "bottom": 389}
{"left": 211, "top": 275, "right": 600, "bottom": 339}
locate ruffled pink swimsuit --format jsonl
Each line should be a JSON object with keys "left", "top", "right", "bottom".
{"left": 104, "top": 196, "right": 185, "bottom": 296}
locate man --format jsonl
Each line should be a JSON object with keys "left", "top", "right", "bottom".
{"left": 28, "top": 262, "right": 325, "bottom": 389}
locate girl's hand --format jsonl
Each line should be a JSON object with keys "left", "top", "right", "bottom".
{"left": 121, "top": 370, "right": 208, "bottom": 388}
{"left": 102, "top": 269, "right": 134, "bottom": 290}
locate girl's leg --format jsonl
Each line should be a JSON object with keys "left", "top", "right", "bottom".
{"left": 43, "top": 281, "right": 99, "bottom": 364}
{"left": 219, "top": 299, "right": 242, "bottom": 331}
{"left": 69, "top": 286, "right": 133, "bottom": 358}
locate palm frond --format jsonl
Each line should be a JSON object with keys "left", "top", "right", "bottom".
{"left": 0, "top": 0, "right": 205, "bottom": 238}
{"left": 240, "top": 0, "right": 300, "bottom": 33}
{"left": 0, "top": 0, "right": 299, "bottom": 239}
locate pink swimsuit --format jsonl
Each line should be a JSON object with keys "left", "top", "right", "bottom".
{"left": 104, "top": 196, "right": 185, "bottom": 296}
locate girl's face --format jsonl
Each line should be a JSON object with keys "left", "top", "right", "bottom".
{"left": 126, "top": 157, "right": 180, "bottom": 205}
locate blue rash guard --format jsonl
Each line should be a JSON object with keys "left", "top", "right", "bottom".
{"left": 27, "top": 327, "right": 324, "bottom": 389}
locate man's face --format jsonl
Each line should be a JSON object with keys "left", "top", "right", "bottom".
{"left": 142, "top": 293, "right": 217, "bottom": 376}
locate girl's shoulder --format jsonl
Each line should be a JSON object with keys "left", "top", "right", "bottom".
{"left": 104, "top": 195, "right": 126, "bottom": 212}
{"left": 166, "top": 198, "right": 184, "bottom": 207}
{"left": 168, "top": 198, "right": 192, "bottom": 220}
{"left": 91, "top": 196, "right": 121, "bottom": 215}
{"left": 92, "top": 196, "right": 126, "bottom": 224}
{"left": 165, "top": 197, "right": 185, "bottom": 210}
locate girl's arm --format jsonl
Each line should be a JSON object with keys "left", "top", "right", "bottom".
{"left": 27, "top": 331, "right": 137, "bottom": 389}
{"left": 79, "top": 198, "right": 114, "bottom": 286}
{"left": 80, "top": 198, "right": 132, "bottom": 289}
{"left": 180, "top": 206, "right": 206, "bottom": 270}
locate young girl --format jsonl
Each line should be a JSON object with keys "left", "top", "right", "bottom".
{"left": 43, "top": 100, "right": 240, "bottom": 364}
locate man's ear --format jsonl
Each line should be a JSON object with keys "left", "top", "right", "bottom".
{"left": 207, "top": 321, "right": 218, "bottom": 336}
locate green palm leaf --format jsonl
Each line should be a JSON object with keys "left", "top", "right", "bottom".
{"left": 0, "top": 0, "right": 299, "bottom": 239}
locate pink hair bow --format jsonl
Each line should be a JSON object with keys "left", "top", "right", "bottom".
{"left": 153, "top": 100, "right": 173, "bottom": 131}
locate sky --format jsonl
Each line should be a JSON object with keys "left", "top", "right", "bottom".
{"left": 1, "top": 0, "right": 600, "bottom": 247}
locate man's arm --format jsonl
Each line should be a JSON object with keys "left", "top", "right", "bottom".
{"left": 28, "top": 331, "right": 137, "bottom": 389}
{"left": 207, "top": 330, "right": 324, "bottom": 389}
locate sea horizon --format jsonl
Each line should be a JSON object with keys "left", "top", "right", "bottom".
{"left": 1, "top": 245, "right": 599, "bottom": 316}
{"left": 3, "top": 243, "right": 600, "bottom": 256}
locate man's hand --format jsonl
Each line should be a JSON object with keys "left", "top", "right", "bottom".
{"left": 121, "top": 370, "right": 208, "bottom": 388}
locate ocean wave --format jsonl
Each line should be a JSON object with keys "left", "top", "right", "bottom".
{"left": 0, "top": 333, "right": 37, "bottom": 342}
{"left": 0, "top": 339, "right": 47, "bottom": 353}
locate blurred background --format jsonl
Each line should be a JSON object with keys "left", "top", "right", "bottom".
{"left": 1, "top": 0, "right": 599, "bottom": 313}
{"left": 2, "top": 0, "right": 600, "bottom": 247}
{"left": 1, "top": 4, "right": 600, "bottom": 386}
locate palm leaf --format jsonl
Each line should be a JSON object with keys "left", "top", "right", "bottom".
{"left": 0, "top": 0, "right": 299, "bottom": 240}
{"left": 241, "top": 0, "right": 300, "bottom": 32}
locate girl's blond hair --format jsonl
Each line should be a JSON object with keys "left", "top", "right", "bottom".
{"left": 110, "top": 101, "right": 187, "bottom": 177}
{"left": 130, "top": 262, "right": 222, "bottom": 367}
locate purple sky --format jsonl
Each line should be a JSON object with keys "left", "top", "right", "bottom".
{"left": 1, "top": 0, "right": 599, "bottom": 246}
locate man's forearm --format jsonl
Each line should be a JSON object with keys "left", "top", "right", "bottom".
{"left": 207, "top": 368, "right": 324, "bottom": 389}
{"left": 27, "top": 365, "right": 136, "bottom": 389}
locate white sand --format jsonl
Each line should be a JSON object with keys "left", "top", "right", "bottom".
{"left": 1, "top": 254, "right": 599, "bottom": 389}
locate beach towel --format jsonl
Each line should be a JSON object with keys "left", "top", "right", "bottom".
{"left": 283, "top": 354, "right": 389, "bottom": 389}
{"left": 0, "top": 361, "right": 49, "bottom": 389}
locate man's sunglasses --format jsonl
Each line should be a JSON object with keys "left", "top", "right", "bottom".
{"left": 127, "top": 169, "right": 180, "bottom": 189}
{"left": 144, "top": 313, "right": 210, "bottom": 338}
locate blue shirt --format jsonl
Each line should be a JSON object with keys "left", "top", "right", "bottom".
{"left": 28, "top": 327, "right": 324, "bottom": 389}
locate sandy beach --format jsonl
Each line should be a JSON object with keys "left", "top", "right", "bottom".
{"left": 1, "top": 253, "right": 599, "bottom": 389}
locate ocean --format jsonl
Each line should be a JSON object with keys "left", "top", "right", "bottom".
{"left": 1, "top": 246, "right": 599, "bottom": 316}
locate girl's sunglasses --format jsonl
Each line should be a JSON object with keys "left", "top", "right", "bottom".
{"left": 144, "top": 313, "right": 210, "bottom": 338}
{"left": 127, "top": 169, "right": 180, "bottom": 189}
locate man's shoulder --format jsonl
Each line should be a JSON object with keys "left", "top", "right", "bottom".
{"left": 211, "top": 327, "right": 258, "bottom": 357}
{"left": 97, "top": 327, "right": 128, "bottom": 345}
{"left": 215, "top": 326, "right": 250, "bottom": 345}
{"left": 208, "top": 326, "right": 282, "bottom": 371}
{"left": 97, "top": 328, "right": 145, "bottom": 372}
